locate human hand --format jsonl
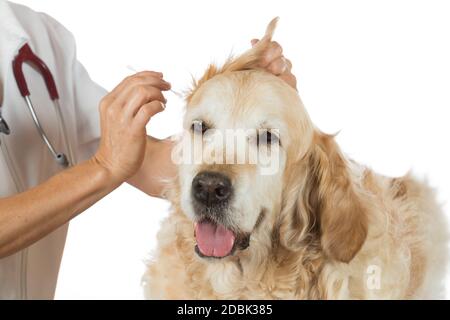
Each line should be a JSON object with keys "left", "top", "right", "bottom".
{"left": 94, "top": 71, "right": 170, "bottom": 184}
{"left": 251, "top": 39, "right": 297, "bottom": 89}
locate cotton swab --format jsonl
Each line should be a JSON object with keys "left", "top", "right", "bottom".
{"left": 126, "top": 65, "right": 183, "bottom": 99}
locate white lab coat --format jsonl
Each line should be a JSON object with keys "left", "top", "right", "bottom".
{"left": 0, "top": 0, "right": 106, "bottom": 299}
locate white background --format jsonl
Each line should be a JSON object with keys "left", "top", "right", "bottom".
{"left": 12, "top": 0, "right": 450, "bottom": 299}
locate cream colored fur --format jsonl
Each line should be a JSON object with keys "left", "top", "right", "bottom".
{"left": 143, "top": 18, "right": 448, "bottom": 300}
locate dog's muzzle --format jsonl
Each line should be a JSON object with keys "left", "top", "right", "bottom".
{"left": 191, "top": 171, "right": 243, "bottom": 258}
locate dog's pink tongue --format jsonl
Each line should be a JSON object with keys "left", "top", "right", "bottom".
{"left": 195, "top": 221, "right": 235, "bottom": 258}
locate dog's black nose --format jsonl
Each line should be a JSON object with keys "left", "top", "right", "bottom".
{"left": 192, "top": 171, "right": 232, "bottom": 206}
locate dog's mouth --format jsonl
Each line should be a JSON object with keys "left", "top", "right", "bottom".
{"left": 194, "top": 218, "right": 250, "bottom": 259}
{"left": 194, "top": 219, "right": 236, "bottom": 258}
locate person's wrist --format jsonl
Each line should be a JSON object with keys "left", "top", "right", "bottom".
{"left": 89, "top": 154, "right": 124, "bottom": 189}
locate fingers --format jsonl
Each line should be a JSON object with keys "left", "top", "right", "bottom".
{"left": 279, "top": 72, "right": 297, "bottom": 90}
{"left": 110, "top": 71, "right": 170, "bottom": 98}
{"left": 250, "top": 38, "right": 297, "bottom": 89}
{"left": 250, "top": 38, "right": 289, "bottom": 73}
{"left": 122, "top": 85, "right": 167, "bottom": 119}
{"left": 251, "top": 39, "right": 284, "bottom": 67}
{"left": 267, "top": 57, "right": 287, "bottom": 76}
{"left": 260, "top": 41, "right": 283, "bottom": 67}
{"left": 95, "top": 71, "right": 171, "bottom": 182}
{"left": 106, "top": 70, "right": 170, "bottom": 119}
{"left": 99, "top": 71, "right": 170, "bottom": 131}
{"left": 284, "top": 58, "right": 293, "bottom": 72}
{"left": 133, "top": 70, "right": 164, "bottom": 78}
{"left": 133, "top": 100, "right": 165, "bottom": 130}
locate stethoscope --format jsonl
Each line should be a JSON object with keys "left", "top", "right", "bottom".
{"left": 0, "top": 43, "right": 76, "bottom": 300}
{"left": 0, "top": 43, "right": 75, "bottom": 179}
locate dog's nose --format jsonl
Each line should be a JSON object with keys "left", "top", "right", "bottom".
{"left": 192, "top": 171, "right": 232, "bottom": 206}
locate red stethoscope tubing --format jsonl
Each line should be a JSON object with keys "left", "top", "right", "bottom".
{"left": 8, "top": 43, "right": 72, "bottom": 167}
{"left": 13, "top": 43, "right": 59, "bottom": 100}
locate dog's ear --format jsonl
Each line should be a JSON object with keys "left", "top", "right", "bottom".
{"left": 308, "top": 133, "right": 368, "bottom": 263}
{"left": 280, "top": 132, "right": 368, "bottom": 263}
{"left": 187, "top": 17, "right": 280, "bottom": 103}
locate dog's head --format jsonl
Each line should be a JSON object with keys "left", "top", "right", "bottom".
{"left": 174, "top": 18, "right": 367, "bottom": 263}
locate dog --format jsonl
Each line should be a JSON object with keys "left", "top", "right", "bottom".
{"left": 143, "top": 18, "right": 448, "bottom": 299}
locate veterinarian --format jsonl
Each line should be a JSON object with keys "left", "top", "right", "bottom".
{"left": 0, "top": 0, "right": 296, "bottom": 299}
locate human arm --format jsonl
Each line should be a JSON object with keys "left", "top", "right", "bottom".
{"left": 0, "top": 71, "right": 168, "bottom": 258}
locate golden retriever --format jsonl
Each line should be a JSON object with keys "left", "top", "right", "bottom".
{"left": 143, "top": 18, "right": 448, "bottom": 299}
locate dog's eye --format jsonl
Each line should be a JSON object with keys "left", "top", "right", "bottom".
{"left": 191, "top": 120, "right": 208, "bottom": 135}
{"left": 257, "top": 130, "right": 279, "bottom": 146}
